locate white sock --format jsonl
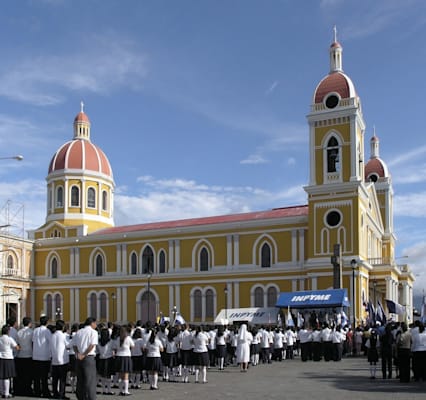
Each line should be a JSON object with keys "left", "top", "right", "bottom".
{"left": 4, "top": 379, "right": 10, "bottom": 396}
{"left": 201, "top": 367, "right": 207, "bottom": 382}
{"left": 123, "top": 380, "right": 129, "bottom": 394}
{"left": 195, "top": 369, "right": 200, "bottom": 382}
{"left": 153, "top": 373, "right": 158, "bottom": 388}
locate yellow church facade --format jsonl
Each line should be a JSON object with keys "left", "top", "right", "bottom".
{"left": 28, "top": 35, "right": 415, "bottom": 326}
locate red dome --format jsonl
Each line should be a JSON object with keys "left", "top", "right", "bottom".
{"left": 74, "top": 111, "right": 90, "bottom": 123}
{"left": 365, "top": 158, "right": 388, "bottom": 180}
{"left": 314, "top": 72, "right": 356, "bottom": 103}
{"left": 48, "top": 139, "right": 112, "bottom": 177}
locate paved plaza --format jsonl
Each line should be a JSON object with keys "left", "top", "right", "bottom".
{"left": 11, "top": 356, "right": 426, "bottom": 400}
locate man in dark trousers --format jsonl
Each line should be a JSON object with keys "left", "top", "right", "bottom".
{"left": 73, "top": 317, "right": 98, "bottom": 400}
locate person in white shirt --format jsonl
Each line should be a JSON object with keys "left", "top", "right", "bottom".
{"left": 192, "top": 325, "right": 210, "bottom": 383}
{"left": 260, "top": 327, "right": 271, "bottom": 364}
{"left": 32, "top": 315, "right": 52, "bottom": 398}
{"left": 73, "top": 317, "right": 98, "bottom": 400}
{"left": 130, "top": 328, "right": 144, "bottom": 389}
{"left": 50, "top": 320, "right": 70, "bottom": 399}
{"left": 0, "top": 325, "right": 20, "bottom": 398}
{"left": 298, "top": 325, "right": 313, "bottom": 362}
{"left": 178, "top": 324, "right": 193, "bottom": 383}
{"left": 113, "top": 325, "right": 134, "bottom": 396}
{"left": 144, "top": 328, "right": 164, "bottom": 390}
{"left": 97, "top": 327, "right": 115, "bottom": 395}
{"left": 235, "top": 324, "right": 253, "bottom": 371}
{"left": 215, "top": 325, "right": 228, "bottom": 370}
{"left": 272, "top": 328, "right": 285, "bottom": 362}
{"left": 15, "top": 317, "right": 34, "bottom": 397}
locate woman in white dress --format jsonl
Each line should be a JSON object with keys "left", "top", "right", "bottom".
{"left": 235, "top": 324, "right": 253, "bottom": 372}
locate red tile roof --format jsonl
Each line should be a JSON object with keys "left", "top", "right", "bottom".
{"left": 94, "top": 205, "right": 309, "bottom": 236}
{"left": 314, "top": 72, "right": 352, "bottom": 103}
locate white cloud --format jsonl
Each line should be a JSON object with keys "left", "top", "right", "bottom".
{"left": 240, "top": 155, "right": 268, "bottom": 165}
{"left": 394, "top": 192, "right": 426, "bottom": 217}
{"left": 265, "top": 81, "right": 279, "bottom": 96}
{"left": 401, "top": 241, "right": 426, "bottom": 295}
{"left": 0, "top": 34, "right": 148, "bottom": 106}
{"left": 287, "top": 157, "right": 296, "bottom": 166}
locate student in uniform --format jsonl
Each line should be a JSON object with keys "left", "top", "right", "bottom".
{"left": 97, "top": 327, "right": 115, "bottom": 395}
{"left": 144, "top": 328, "right": 164, "bottom": 390}
{"left": 366, "top": 327, "right": 379, "bottom": 379}
{"left": 113, "top": 325, "right": 134, "bottom": 396}
{"left": 0, "top": 325, "right": 20, "bottom": 398}
{"left": 50, "top": 320, "right": 70, "bottom": 399}
{"left": 130, "top": 328, "right": 144, "bottom": 389}
{"left": 192, "top": 326, "right": 210, "bottom": 383}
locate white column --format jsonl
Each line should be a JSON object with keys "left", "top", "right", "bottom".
{"left": 117, "top": 287, "right": 122, "bottom": 323}
{"left": 122, "top": 287, "right": 127, "bottom": 322}
{"left": 75, "top": 247, "right": 80, "bottom": 275}
{"left": 299, "top": 279, "right": 305, "bottom": 291}
{"left": 70, "top": 289, "right": 75, "bottom": 322}
{"left": 174, "top": 240, "right": 180, "bottom": 270}
{"left": 233, "top": 235, "right": 239, "bottom": 266}
{"left": 311, "top": 276, "right": 317, "bottom": 290}
{"left": 121, "top": 244, "right": 127, "bottom": 274}
{"left": 385, "top": 277, "right": 392, "bottom": 301}
{"left": 291, "top": 230, "right": 297, "bottom": 263}
{"left": 175, "top": 284, "right": 181, "bottom": 315}
{"left": 168, "top": 240, "right": 174, "bottom": 272}
{"left": 233, "top": 282, "right": 239, "bottom": 308}
{"left": 116, "top": 244, "right": 121, "bottom": 274}
{"left": 70, "top": 247, "right": 75, "bottom": 276}
{"left": 292, "top": 279, "right": 298, "bottom": 292}
{"left": 226, "top": 235, "right": 232, "bottom": 268}
{"left": 75, "top": 288, "right": 80, "bottom": 322}
{"left": 299, "top": 229, "right": 305, "bottom": 265}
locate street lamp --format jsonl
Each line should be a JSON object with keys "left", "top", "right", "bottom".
{"left": 111, "top": 292, "right": 116, "bottom": 322}
{"left": 172, "top": 306, "right": 177, "bottom": 326}
{"left": 0, "top": 155, "right": 23, "bottom": 161}
{"left": 350, "top": 259, "right": 357, "bottom": 329}
{"left": 147, "top": 273, "right": 152, "bottom": 323}
{"left": 224, "top": 286, "right": 228, "bottom": 325}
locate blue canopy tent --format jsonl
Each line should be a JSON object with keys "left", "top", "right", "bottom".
{"left": 276, "top": 289, "right": 350, "bottom": 309}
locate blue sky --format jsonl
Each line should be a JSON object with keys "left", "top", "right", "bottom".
{"left": 0, "top": 0, "right": 425, "bottom": 298}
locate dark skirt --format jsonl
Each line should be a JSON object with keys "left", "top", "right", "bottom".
{"left": 146, "top": 356, "right": 162, "bottom": 372}
{"left": 250, "top": 343, "right": 260, "bottom": 355}
{"left": 216, "top": 344, "right": 227, "bottom": 358}
{"left": 115, "top": 356, "right": 133, "bottom": 373}
{"left": 68, "top": 354, "right": 77, "bottom": 374}
{"left": 368, "top": 348, "right": 379, "bottom": 363}
{"left": 165, "top": 352, "right": 179, "bottom": 368}
{"left": 181, "top": 349, "right": 194, "bottom": 366}
{"left": 132, "top": 355, "right": 144, "bottom": 372}
{"left": 0, "top": 359, "right": 16, "bottom": 379}
{"left": 98, "top": 357, "right": 115, "bottom": 378}
{"left": 193, "top": 351, "right": 209, "bottom": 367}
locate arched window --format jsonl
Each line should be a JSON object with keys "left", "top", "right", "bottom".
{"left": 100, "top": 293, "right": 107, "bottom": 320}
{"left": 71, "top": 186, "right": 80, "bottom": 207}
{"left": 141, "top": 291, "right": 156, "bottom": 324}
{"left": 130, "top": 253, "right": 137, "bottom": 275}
{"left": 56, "top": 186, "right": 63, "bottom": 207}
{"left": 142, "top": 247, "right": 154, "bottom": 274}
{"left": 102, "top": 190, "right": 108, "bottom": 211}
{"left": 193, "top": 289, "right": 202, "bottom": 319}
{"left": 87, "top": 187, "right": 96, "bottom": 208}
{"left": 51, "top": 257, "right": 58, "bottom": 278}
{"left": 205, "top": 289, "right": 214, "bottom": 319}
{"left": 54, "top": 293, "right": 62, "bottom": 318}
{"left": 267, "top": 287, "right": 277, "bottom": 307}
{"left": 254, "top": 287, "right": 264, "bottom": 307}
{"left": 327, "top": 137, "right": 339, "bottom": 173}
{"left": 159, "top": 251, "right": 166, "bottom": 274}
{"left": 261, "top": 243, "right": 271, "bottom": 268}
{"left": 200, "top": 248, "right": 209, "bottom": 271}
{"left": 6, "top": 255, "right": 13, "bottom": 271}
{"left": 46, "top": 294, "right": 53, "bottom": 320}
{"left": 90, "top": 293, "right": 97, "bottom": 318}
{"left": 95, "top": 254, "right": 103, "bottom": 276}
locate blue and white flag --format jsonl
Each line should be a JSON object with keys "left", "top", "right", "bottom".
{"left": 297, "top": 312, "right": 304, "bottom": 328}
{"left": 286, "top": 306, "right": 294, "bottom": 327}
{"left": 340, "top": 310, "right": 349, "bottom": 327}
{"left": 376, "top": 300, "right": 386, "bottom": 325}
{"left": 385, "top": 299, "right": 405, "bottom": 316}
{"left": 174, "top": 313, "right": 186, "bottom": 325}
{"left": 367, "top": 301, "right": 375, "bottom": 325}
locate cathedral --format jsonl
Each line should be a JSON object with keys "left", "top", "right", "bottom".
{"left": 28, "top": 34, "right": 415, "bottom": 326}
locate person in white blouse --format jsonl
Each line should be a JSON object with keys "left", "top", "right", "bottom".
{"left": 97, "top": 327, "right": 115, "bottom": 395}
{"left": 144, "top": 328, "right": 164, "bottom": 390}
{"left": 235, "top": 324, "right": 253, "bottom": 371}
{"left": 192, "top": 325, "right": 210, "bottom": 383}
{"left": 113, "top": 325, "right": 135, "bottom": 396}
{"left": 32, "top": 315, "right": 52, "bottom": 398}
{"left": 15, "top": 317, "right": 34, "bottom": 397}
{"left": 0, "top": 325, "right": 20, "bottom": 398}
{"left": 50, "top": 320, "right": 70, "bottom": 399}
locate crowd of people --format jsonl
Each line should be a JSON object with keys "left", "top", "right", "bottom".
{"left": 0, "top": 315, "right": 424, "bottom": 399}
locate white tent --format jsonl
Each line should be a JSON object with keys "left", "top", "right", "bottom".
{"left": 214, "top": 307, "right": 279, "bottom": 325}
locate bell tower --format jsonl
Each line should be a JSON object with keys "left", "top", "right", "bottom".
{"left": 304, "top": 29, "right": 367, "bottom": 268}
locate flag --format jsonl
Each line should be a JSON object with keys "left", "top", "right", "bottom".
{"left": 367, "top": 301, "right": 375, "bottom": 325}
{"left": 376, "top": 300, "right": 386, "bottom": 325}
{"left": 421, "top": 295, "right": 426, "bottom": 323}
{"left": 286, "top": 306, "right": 294, "bottom": 327}
{"left": 340, "top": 310, "right": 349, "bottom": 327}
{"left": 174, "top": 312, "right": 186, "bottom": 325}
{"left": 385, "top": 299, "right": 405, "bottom": 316}
{"left": 297, "top": 312, "right": 304, "bottom": 328}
